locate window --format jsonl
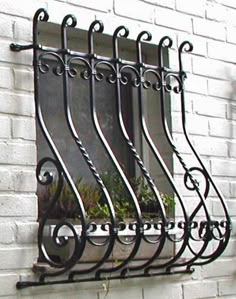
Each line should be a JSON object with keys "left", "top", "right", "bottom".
{"left": 37, "top": 60, "right": 135, "bottom": 181}
{"left": 36, "top": 22, "right": 174, "bottom": 223}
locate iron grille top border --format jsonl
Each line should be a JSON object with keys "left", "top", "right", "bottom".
{"left": 11, "top": 8, "right": 231, "bottom": 289}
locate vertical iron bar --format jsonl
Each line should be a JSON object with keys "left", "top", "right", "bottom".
{"left": 32, "top": 9, "right": 86, "bottom": 281}
{"left": 136, "top": 33, "right": 191, "bottom": 274}
{"left": 87, "top": 24, "right": 145, "bottom": 278}
{"left": 177, "top": 41, "right": 231, "bottom": 266}
{"left": 61, "top": 18, "right": 117, "bottom": 279}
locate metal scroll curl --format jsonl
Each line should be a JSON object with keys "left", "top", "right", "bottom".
{"left": 10, "top": 8, "right": 231, "bottom": 289}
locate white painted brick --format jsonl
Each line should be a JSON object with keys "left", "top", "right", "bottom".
{"left": 193, "top": 97, "right": 227, "bottom": 119}
{"left": 183, "top": 281, "right": 217, "bottom": 299}
{"left": 193, "top": 18, "right": 226, "bottom": 41}
{"left": 224, "top": 8, "right": 236, "bottom": 27}
{"left": 141, "top": 0, "right": 175, "bottom": 9}
{"left": 226, "top": 25, "right": 236, "bottom": 44}
{"left": 219, "top": 279, "right": 236, "bottom": 296}
{"left": 0, "top": 117, "right": 11, "bottom": 138}
{"left": 185, "top": 74, "right": 208, "bottom": 95}
{"left": 230, "top": 219, "right": 236, "bottom": 236}
{"left": 209, "top": 118, "right": 236, "bottom": 138}
{"left": 13, "top": 68, "right": 33, "bottom": 92}
{"left": 211, "top": 159, "right": 236, "bottom": 177}
{"left": 0, "top": 92, "right": 34, "bottom": 117}
{"left": 13, "top": 18, "right": 32, "bottom": 42}
{"left": 0, "top": 195, "right": 37, "bottom": 218}
{"left": 207, "top": 5, "right": 236, "bottom": 27}
{"left": 227, "top": 103, "right": 236, "bottom": 120}
{"left": 193, "top": 57, "right": 236, "bottom": 80}
{"left": 0, "top": 168, "right": 13, "bottom": 191}
{"left": 16, "top": 222, "right": 38, "bottom": 244}
{"left": 0, "top": 142, "right": 36, "bottom": 166}
{"left": 0, "top": 0, "right": 47, "bottom": 19}
{"left": 68, "top": 0, "right": 113, "bottom": 12}
{"left": 172, "top": 113, "right": 208, "bottom": 136}
{"left": 202, "top": 257, "right": 236, "bottom": 278}
{"left": 219, "top": 238, "right": 236, "bottom": 257}
{"left": 230, "top": 182, "right": 236, "bottom": 198}
{"left": 114, "top": 0, "right": 154, "bottom": 23}
{"left": 193, "top": 136, "right": 228, "bottom": 157}
{"left": 206, "top": 2, "right": 227, "bottom": 22}
{"left": 0, "top": 14, "right": 14, "bottom": 39}
{"left": 12, "top": 117, "right": 35, "bottom": 140}
{"left": 22, "top": 289, "right": 100, "bottom": 299}
{"left": 213, "top": 199, "right": 236, "bottom": 216}
{"left": 208, "top": 79, "right": 234, "bottom": 100}
{"left": 213, "top": 180, "right": 231, "bottom": 198}
{"left": 155, "top": 7, "right": 192, "bottom": 32}
{"left": 47, "top": 1, "right": 95, "bottom": 30}
{"left": 217, "top": 0, "right": 236, "bottom": 8}
{"left": 208, "top": 40, "right": 236, "bottom": 63}
{"left": 0, "top": 222, "right": 15, "bottom": 244}
{"left": 13, "top": 170, "right": 37, "bottom": 193}
{"left": 0, "top": 67, "right": 13, "bottom": 90}
{"left": 0, "top": 274, "right": 18, "bottom": 296}
{"left": 99, "top": 287, "right": 142, "bottom": 299}
{"left": 0, "top": 246, "right": 37, "bottom": 269}
{"left": 228, "top": 141, "right": 236, "bottom": 158}
{"left": 176, "top": 0, "right": 205, "bottom": 17}
{"left": 143, "top": 283, "right": 182, "bottom": 299}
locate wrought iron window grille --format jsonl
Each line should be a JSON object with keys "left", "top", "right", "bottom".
{"left": 10, "top": 8, "right": 231, "bottom": 289}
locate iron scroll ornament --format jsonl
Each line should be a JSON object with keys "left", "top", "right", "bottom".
{"left": 10, "top": 8, "right": 231, "bottom": 288}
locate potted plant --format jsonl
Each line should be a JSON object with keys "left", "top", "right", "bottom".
{"left": 38, "top": 172, "right": 175, "bottom": 221}
{"left": 37, "top": 172, "right": 175, "bottom": 263}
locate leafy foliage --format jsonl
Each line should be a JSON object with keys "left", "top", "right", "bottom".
{"left": 37, "top": 172, "right": 175, "bottom": 221}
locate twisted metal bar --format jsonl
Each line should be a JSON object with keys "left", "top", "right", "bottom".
{"left": 135, "top": 33, "right": 192, "bottom": 275}
{"left": 60, "top": 15, "right": 118, "bottom": 279}
{"left": 91, "top": 24, "right": 144, "bottom": 279}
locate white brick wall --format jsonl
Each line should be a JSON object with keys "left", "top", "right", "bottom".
{"left": 0, "top": 0, "right": 233, "bottom": 298}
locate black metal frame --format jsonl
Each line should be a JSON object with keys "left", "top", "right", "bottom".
{"left": 11, "top": 8, "right": 231, "bottom": 289}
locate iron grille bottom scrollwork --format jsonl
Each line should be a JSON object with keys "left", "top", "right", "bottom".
{"left": 11, "top": 8, "right": 231, "bottom": 289}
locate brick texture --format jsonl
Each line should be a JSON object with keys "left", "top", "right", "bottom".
{"left": 176, "top": 0, "right": 205, "bottom": 17}
{"left": 114, "top": 0, "right": 155, "bottom": 23}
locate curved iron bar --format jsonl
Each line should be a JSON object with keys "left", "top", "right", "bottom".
{"left": 133, "top": 33, "right": 193, "bottom": 275}
{"left": 157, "top": 41, "right": 229, "bottom": 272}
{"left": 60, "top": 15, "right": 118, "bottom": 278}
{"left": 86, "top": 24, "right": 146, "bottom": 280}
{"left": 157, "top": 36, "right": 211, "bottom": 221}
{"left": 147, "top": 36, "right": 215, "bottom": 273}
{"left": 113, "top": 31, "right": 173, "bottom": 276}
{"left": 37, "top": 157, "right": 81, "bottom": 269}
{"left": 176, "top": 41, "right": 231, "bottom": 267}
{"left": 30, "top": 9, "right": 88, "bottom": 282}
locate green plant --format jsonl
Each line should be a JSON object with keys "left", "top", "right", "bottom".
{"left": 37, "top": 172, "right": 175, "bottom": 221}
